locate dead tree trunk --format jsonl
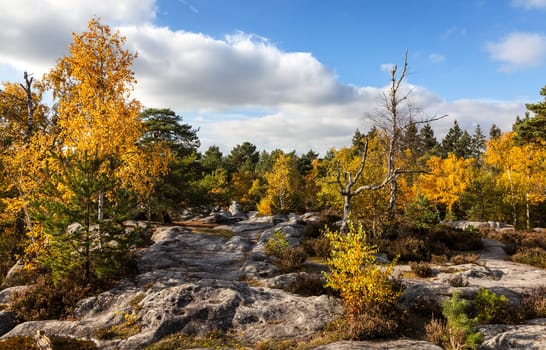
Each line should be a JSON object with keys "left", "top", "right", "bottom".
{"left": 336, "top": 136, "right": 398, "bottom": 234}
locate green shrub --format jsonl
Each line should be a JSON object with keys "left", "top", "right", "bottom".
{"left": 410, "top": 261, "right": 434, "bottom": 278}
{"left": 265, "top": 230, "right": 289, "bottom": 257}
{"left": 405, "top": 194, "right": 441, "bottom": 230}
{"left": 471, "top": 288, "right": 510, "bottom": 324}
{"left": 441, "top": 292, "right": 483, "bottom": 350}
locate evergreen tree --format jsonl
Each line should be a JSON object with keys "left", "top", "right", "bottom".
{"left": 227, "top": 142, "right": 259, "bottom": 174}
{"left": 470, "top": 124, "right": 486, "bottom": 160}
{"left": 140, "top": 108, "right": 200, "bottom": 157}
{"left": 201, "top": 145, "right": 225, "bottom": 172}
{"left": 420, "top": 123, "right": 439, "bottom": 155}
{"left": 455, "top": 130, "right": 472, "bottom": 158}
{"left": 140, "top": 108, "right": 201, "bottom": 218}
{"left": 513, "top": 105, "right": 546, "bottom": 144}
{"left": 489, "top": 124, "right": 502, "bottom": 139}
{"left": 441, "top": 120, "right": 463, "bottom": 157}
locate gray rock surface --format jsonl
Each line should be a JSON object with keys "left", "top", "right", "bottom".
{"left": 2, "top": 218, "right": 546, "bottom": 349}
{"left": 1, "top": 221, "right": 342, "bottom": 349}
{"left": 479, "top": 322, "right": 546, "bottom": 349}
{"left": 311, "top": 340, "right": 443, "bottom": 349}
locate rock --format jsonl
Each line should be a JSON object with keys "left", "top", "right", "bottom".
{"left": 0, "top": 311, "right": 15, "bottom": 336}
{"left": 257, "top": 222, "right": 305, "bottom": 248}
{"left": 479, "top": 322, "right": 546, "bottom": 349}
{"left": 262, "top": 272, "right": 325, "bottom": 290}
{"left": 311, "top": 339, "right": 443, "bottom": 349}
{"left": 2, "top": 260, "right": 26, "bottom": 287}
{"left": 223, "top": 236, "right": 253, "bottom": 253}
{"left": 228, "top": 201, "right": 247, "bottom": 219}
{"left": 151, "top": 226, "right": 187, "bottom": 243}
{"left": 0, "top": 285, "right": 28, "bottom": 304}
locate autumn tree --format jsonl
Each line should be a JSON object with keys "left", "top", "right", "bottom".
{"left": 38, "top": 18, "right": 168, "bottom": 281}
{"left": 258, "top": 152, "right": 303, "bottom": 214}
{"left": 419, "top": 153, "right": 475, "bottom": 219}
{"left": 0, "top": 75, "right": 51, "bottom": 277}
{"left": 485, "top": 132, "right": 546, "bottom": 229}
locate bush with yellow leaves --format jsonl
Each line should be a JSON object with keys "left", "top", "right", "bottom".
{"left": 323, "top": 222, "right": 401, "bottom": 339}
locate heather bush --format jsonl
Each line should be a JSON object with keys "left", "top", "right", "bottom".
{"left": 285, "top": 273, "right": 328, "bottom": 296}
{"left": 265, "top": 230, "right": 307, "bottom": 272}
{"left": 0, "top": 335, "right": 97, "bottom": 350}
{"left": 410, "top": 261, "right": 434, "bottom": 278}
{"left": 10, "top": 272, "right": 94, "bottom": 322}
{"left": 521, "top": 285, "right": 546, "bottom": 319}
{"left": 512, "top": 247, "right": 546, "bottom": 268}
{"left": 449, "top": 254, "right": 480, "bottom": 265}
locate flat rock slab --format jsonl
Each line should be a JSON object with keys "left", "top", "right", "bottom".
{"left": 311, "top": 340, "right": 443, "bottom": 349}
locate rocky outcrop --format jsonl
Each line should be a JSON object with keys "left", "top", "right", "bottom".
{"left": 1, "top": 220, "right": 342, "bottom": 349}
{"left": 479, "top": 320, "right": 546, "bottom": 350}
{"left": 2, "top": 215, "right": 546, "bottom": 349}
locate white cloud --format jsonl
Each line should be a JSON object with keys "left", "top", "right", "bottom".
{"left": 0, "top": 0, "right": 528, "bottom": 155}
{"left": 122, "top": 25, "right": 357, "bottom": 110}
{"left": 486, "top": 32, "right": 546, "bottom": 71}
{"left": 512, "top": 0, "right": 546, "bottom": 9}
{"left": 0, "top": 0, "right": 156, "bottom": 74}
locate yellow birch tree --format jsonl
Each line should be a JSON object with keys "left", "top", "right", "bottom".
{"left": 419, "top": 153, "right": 475, "bottom": 219}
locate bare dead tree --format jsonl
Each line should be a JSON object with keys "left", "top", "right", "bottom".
{"left": 20, "top": 71, "right": 36, "bottom": 141}
{"left": 335, "top": 135, "right": 401, "bottom": 234}
{"left": 373, "top": 52, "right": 445, "bottom": 222}
{"left": 333, "top": 52, "right": 445, "bottom": 234}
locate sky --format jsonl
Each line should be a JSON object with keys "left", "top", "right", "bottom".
{"left": 0, "top": 0, "right": 545, "bottom": 155}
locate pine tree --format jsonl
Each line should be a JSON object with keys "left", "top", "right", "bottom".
{"left": 470, "top": 124, "right": 486, "bottom": 160}
{"left": 489, "top": 124, "right": 502, "bottom": 139}
{"left": 441, "top": 120, "right": 463, "bottom": 157}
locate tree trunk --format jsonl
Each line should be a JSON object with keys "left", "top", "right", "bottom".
{"left": 341, "top": 193, "right": 351, "bottom": 234}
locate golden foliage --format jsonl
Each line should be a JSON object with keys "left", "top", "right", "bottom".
{"left": 419, "top": 153, "right": 475, "bottom": 217}
{"left": 323, "top": 222, "right": 399, "bottom": 337}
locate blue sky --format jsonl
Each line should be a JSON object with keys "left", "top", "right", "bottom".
{"left": 1, "top": 0, "right": 545, "bottom": 154}
{"left": 155, "top": 0, "right": 545, "bottom": 101}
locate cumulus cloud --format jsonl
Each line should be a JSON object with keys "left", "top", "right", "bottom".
{"left": 0, "top": 0, "right": 528, "bottom": 155}
{"left": 0, "top": 0, "right": 156, "bottom": 74}
{"left": 486, "top": 32, "right": 546, "bottom": 71}
{"left": 121, "top": 25, "right": 359, "bottom": 111}
{"left": 511, "top": 0, "right": 546, "bottom": 9}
